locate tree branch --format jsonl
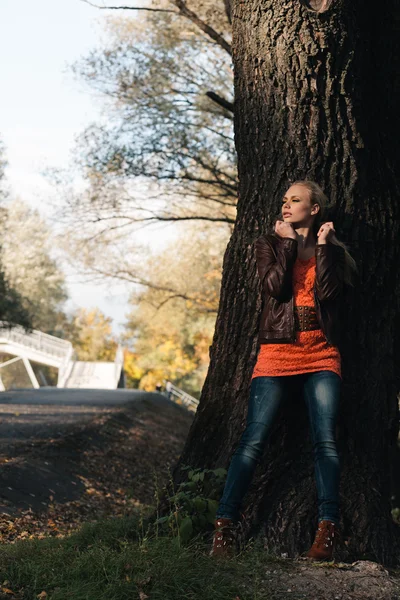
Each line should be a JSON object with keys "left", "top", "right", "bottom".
{"left": 74, "top": 263, "right": 218, "bottom": 314}
{"left": 223, "top": 0, "right": 232, "bottom": 24}
{"left": 173, "top": 0, "right": 232, "bottom": 56}
{"left": 206, "top": 91, "right": 234, "bottom": 114}
{"left": 81, "top": 0, "right": 232, "bottom": 56}
{"left": 81, "top": 0, "right": 177, "bottom": 13}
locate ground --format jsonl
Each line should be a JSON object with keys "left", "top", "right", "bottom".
{"left": 0, "top": 390, "right": 399, "bottom": 599}
{"left": 0, "top": 392, "right": 193, "bottom": 540}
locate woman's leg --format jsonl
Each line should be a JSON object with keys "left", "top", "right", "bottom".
{"left": 216, "top": 375, "right": 290, "bottom": 521}
{"left": 303, "top": 370, "right": 341, "bottom": 524}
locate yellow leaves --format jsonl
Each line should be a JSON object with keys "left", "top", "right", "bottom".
{"left": 122, "top": 223, "right": 230, "bottom": 393}
{"left": 123, "top": 350, "right": 145, "bottom": 381}
{"left": 131, "top": 325, "right": 212, "bottom": 393}
{"left": 1, "top": 587, "right": 16, "bottom": 596}
{"left": 136, "top": 576, "right": 151, "bottom": 599}
{"left": 70, "top": 307, "right": 118, "bottom": 362}
{"left": 18, "top": 531, "right": 29, "bottom": 538}
{"left": 139, "top": 373, "right": 166, "bottom": 392}
{"left": 135, "top": 338, "right": 199, "bottom": 391}
{"left": 203, "top": 268, "right": 222, "bottom": 281}
{"left": 193, "top": 334, "right": 210, "bottom": 364}
{"left": 37, "top": 592, "right": 48, "bottom": 599}
{"left": 185, "top": 288, "right": 220, "bottom": 313}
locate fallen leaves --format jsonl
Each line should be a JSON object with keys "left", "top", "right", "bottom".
{"left": 0, "top": 403, "right": 193, "bottom": 543}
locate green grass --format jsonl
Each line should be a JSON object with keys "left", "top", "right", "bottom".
{"left": 0, "top": 512, "right": 283, "bottom": 600}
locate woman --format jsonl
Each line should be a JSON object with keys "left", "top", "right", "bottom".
{"left": 210, "top": 180, "right": 357, "bottom": 560}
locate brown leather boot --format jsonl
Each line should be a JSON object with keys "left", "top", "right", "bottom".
{"left": 210, "top": 517, "right": 240, "bottom": 557}
{"left": 304, "top": 519, "right": 338, "bottom": 561}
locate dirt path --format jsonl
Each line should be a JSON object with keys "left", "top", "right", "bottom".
{"left": 0, "top": 394, "right": 193, "bottom": 540}
{"left": 244, "top": 557, "right": 400, "bottom": 600}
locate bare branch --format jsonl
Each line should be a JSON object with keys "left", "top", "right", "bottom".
{"left": 75, "top": 263, "right": 218, "bottom": 314}
{"left": 206, "top": 91, "right": 234, "bottom": 114}
{"left": 130, "top": 214, "right": 235, "bottom": 223}
{"left": 81, "top": 0, "right": 232, "bottom": 56}
{"left": 173, "top": 0, "right": 232, "bottom": 56}
{"left": 223, "top": 0, "right": 232, "bottom": 24}
{"left": 81, "top": 0, "right": 177, "bottom": 13}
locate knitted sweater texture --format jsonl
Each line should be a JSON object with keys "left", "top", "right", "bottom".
{"left": 252, "top": 254, "right": 342, "bottom": 379}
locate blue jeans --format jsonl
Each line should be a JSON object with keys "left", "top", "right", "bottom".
{"left": 216, "top": 370, "right": 341, "bottom": 524}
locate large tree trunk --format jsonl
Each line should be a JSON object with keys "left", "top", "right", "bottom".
{"left": 173, "top": 0, "right": 400, "bottom": 565}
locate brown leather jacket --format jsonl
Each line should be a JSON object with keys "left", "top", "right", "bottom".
{"left": 255, "top": 232, "right": 345, "bottom": 347}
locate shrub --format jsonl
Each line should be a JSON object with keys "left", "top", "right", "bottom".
{"left": 153, "top": 466, "right": 227, "bottom": 544}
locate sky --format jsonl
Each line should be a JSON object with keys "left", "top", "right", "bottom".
{"left": 0, "top": 0, "right": 173, "bottom": 336}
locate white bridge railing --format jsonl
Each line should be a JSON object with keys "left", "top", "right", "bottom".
{"left": 0, "top": 323, "right": 75, "bottom": 390}
{"left": 62, "top": 344, "right": 124, "bottom": 389}
{"left": 164, "top": 380, "right": 199, "bottom": 412}
{"left": 0, "top": 322, "right": 72, "bottom": 361}
{"left": 0, "top": 323, "right": 125, "bottom": 391}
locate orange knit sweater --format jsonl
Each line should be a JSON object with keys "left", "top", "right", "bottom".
{"left": 252, "top": 255, "right": 341, "bottom": 379}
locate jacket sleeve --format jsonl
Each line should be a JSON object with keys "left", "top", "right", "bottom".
{"left": 315, "top": 243, "right": 345, "bottom": 302}
{"left": 254, "top": 235, "right": 298, "bottom": 301}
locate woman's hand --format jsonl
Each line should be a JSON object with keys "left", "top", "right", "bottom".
{"left": 317, "top": 221, "right": 336, "bottom": 244}
{"left": 274, "top": 220, "right": 297, "bottom": 240}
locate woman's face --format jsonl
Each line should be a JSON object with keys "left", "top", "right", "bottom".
{"left": 281, "top": 184, "right": 319, "bottom": 226}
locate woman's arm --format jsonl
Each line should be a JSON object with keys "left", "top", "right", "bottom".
{"left": 315, "top": 243, "right": 345, "bottom": 302}
{"left": 255, "top": 235, "right": 298, "bottom": 301}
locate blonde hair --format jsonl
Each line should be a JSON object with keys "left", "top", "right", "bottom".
{"left": 289, "top": 180, "right": 358, "bottom": 288}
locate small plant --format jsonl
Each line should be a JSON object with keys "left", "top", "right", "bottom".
{"left": 153, "top": 466, "right": 227, "bottom": 544}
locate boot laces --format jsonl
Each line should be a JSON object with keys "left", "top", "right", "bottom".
{"left": 313, "top": 522, "right": 335, "bottom": 548}
{"left": 214, "top": 519, "right": 240, "bottom": 548}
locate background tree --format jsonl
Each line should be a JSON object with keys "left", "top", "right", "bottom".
{"left": 65, "top": 307, "right": 118, "bottom": 362}
{"left": 69, "top": 8, "right": 235, "bottom": 216}
{"left": 0, "top": 198, "right": 68, "bottom": 334}
{"left": 68, "top": 18, "right": 236, "bottom": 226}
{"left": 82, "top": 0, "right": 233, "bottom": 47}
{"left": 170, "top": 0, "right": 400, "bottom": 566}
{"left": 0, "top": 138, "right": 7, "bottom": 199}
{"left": 123, "top": 349, "right": 145, "bottom": 388}
{"left": 0, "top": 270, "right": 32, "bottom": 330}
{"left": 49, "top": 3, "right": 235, "bottom": 295}
{"left": 0, "top": 144, "right": 32, "bottom": 329}
{"left": 122, "top": 223, "right": 229, "bottom": 395}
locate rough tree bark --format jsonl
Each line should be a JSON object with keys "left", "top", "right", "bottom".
{"left": 173, "top": 0, "right": 400, "bottom": 565}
